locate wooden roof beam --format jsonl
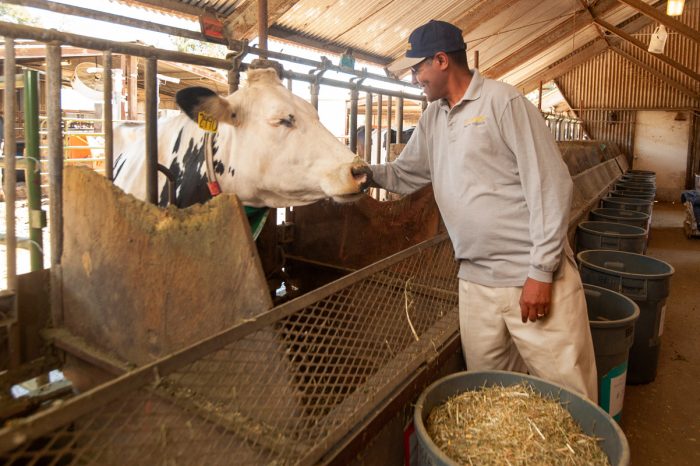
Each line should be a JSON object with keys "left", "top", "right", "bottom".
{"left": 515, "top": 38, "right": 609, "bottom": 95}
{"left": 594, "top": 17, "right": 700, "bottom": 83}
{"left": 616, "top": 0, "right": 700, "bottom": 44}
{"left": 482, "top": 0, "right": 621, "bottom": 79}
{"left": 611, "top": 45, "right": 699, "bottom": 99}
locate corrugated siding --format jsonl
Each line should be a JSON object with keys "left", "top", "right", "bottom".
{"left": 578, "top": 109, "right": 636, "bottom": 156}
{"left": 557, "top": 1, "right": 700, "bottom": 110}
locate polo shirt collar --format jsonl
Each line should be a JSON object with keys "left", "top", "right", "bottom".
{"left": 439, "top": 69, "right": 483, "bottom": 110}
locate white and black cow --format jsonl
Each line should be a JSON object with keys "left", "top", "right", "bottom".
{"left": 113, "top": 67, "right": 372, "bottom": 208}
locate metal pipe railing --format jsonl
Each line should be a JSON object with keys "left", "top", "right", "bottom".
{"left": 23, "top": 69, "right": 44, "bottom": 272}
{"left": 103, "top": 50, "right": 114, "bottom": 181}
{"left": 3, "top": 38, "right": 18, "bottom": 292}
{"left": 47, "top": 41, "right": 64, "bottom": 328}
{"left": 364, "top": 92, "right": 372, "bottom": 163}
{"left": 375, "top": 94, "right": 382, "bottom": 166}
{"left": 349, "top": 87, "right": 359, "bottom": 153}
{"left": 397, "top": 98, "right": 404, "bottom": 143}
{"left": 0, "top": 18, "right": 418, "bottom": 90}
{"left": 145, "top": 57, "right": 159, "bottom": 205}
{"left": 0, "top": 21, "right": 423, "bottom": 101}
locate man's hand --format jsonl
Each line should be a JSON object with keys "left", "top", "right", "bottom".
{"left": 520, "top": 278, "right": 553, "bottom": 323}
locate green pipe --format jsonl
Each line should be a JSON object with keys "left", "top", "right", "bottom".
{"left": 23, "top": 69, "right": 45, "bottom": 271}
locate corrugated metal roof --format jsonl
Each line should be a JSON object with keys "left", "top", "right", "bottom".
{"left": 117, "top": 0, "right": 698, "bottom": 107}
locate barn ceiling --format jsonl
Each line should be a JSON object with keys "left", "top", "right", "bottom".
{"left": 116, "top": 0, "right": 698, "bottom": 98}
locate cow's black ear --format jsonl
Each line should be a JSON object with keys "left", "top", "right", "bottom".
{"left": 176, "top": 87, "right": 218, "bottom": 121}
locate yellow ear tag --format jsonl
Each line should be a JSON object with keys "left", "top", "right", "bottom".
{"left": 198, "top": 112, "right": 218, "bottom": 133}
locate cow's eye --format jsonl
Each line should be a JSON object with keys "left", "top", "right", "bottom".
{"left": 279, "top": 114, "right": 295, "bottom": 128}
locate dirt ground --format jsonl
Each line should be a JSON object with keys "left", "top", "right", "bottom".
{"left": 620, "top": 202, "right": 700, "bottom": 465}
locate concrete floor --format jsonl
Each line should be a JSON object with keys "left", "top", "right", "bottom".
{"left": 620, "top": 202, "right": 700, "bottom": 466}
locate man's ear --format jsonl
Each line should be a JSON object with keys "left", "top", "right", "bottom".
{"left": 175, "top": 87, "right": 239, "bottom": 126}
{"left": 435, "top": 52, "right": 449, "bottom": 70}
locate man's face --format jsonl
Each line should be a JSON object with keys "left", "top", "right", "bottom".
{"left": 410, "top": 55, "right": 447, "bottom": 102}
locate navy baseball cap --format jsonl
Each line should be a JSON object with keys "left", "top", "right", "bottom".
{"left": 389, "top": 20, "right": 466, "bottom": 72}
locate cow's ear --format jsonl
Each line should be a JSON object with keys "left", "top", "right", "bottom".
{"left": 176, "top": 87, "right": 239, "bottom": 127}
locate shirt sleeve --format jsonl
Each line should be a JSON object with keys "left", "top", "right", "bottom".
{"left": 498, "top": 95, "right": 573, "bottom": 283}
{"left": 370, "top": 118, "right": 432, "bottom": 196}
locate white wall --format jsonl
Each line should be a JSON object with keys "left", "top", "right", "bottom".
{"left": 633, "top": 111, "right": 690, "bottom": 202}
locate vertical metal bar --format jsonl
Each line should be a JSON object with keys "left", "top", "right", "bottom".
{"left": 258, "top": 0, "right": 268, "bottom": 58}
{"left": 364, "top": 92, "right": 372, "bottom": 164}
{"left": 397, "top": 97, "right": 404, "bottom": 143}
{"left": 145, "top": 56, "right": 159, "bottom": 204}
{"left": 103, "top": 51, "right": 114, "bottom": 181}
{"left": 128, "top": 55, "right": 138, "bottom": 121}
{"left": 375, "top": 94, "right": 382, "bottom": 166}
{"left": 120, "top": 55, "right": 128, "bottom": 120}
{"left": 538, "top": 81, "right": 543, "bottom": 111}
{"left": 3, "top": 38, "right": 17, "bottom": 291}
{"left": 311, "top": 78, "right": 320, "bottom": 110}
{"left": 23, "top": 69, "right": 43, "bottom": 272}
{"left": 349, "top": 87, "right": 359, "bottom": 153}
{"left": 386, "top": 95, "right": 393, "bottom": 163}
{"left": 47, "top": 41, "right": 64, "bottom": 327}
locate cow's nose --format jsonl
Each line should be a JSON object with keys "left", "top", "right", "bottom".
{"left": 351, "top": 165, "right": 375, "bottom": 192}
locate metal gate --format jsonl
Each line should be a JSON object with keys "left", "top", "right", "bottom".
{"left": 0, "top": 233, "right": 459, "bottom": 465}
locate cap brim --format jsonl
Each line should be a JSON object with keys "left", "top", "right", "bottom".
{"left": 387, "top": 55, "right": 424, "bottom": 73}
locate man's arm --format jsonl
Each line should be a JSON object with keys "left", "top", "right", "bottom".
{"left": 370, "top": 119, "right": 432, "bottom": 195}
{"left": 498, "top": 95, "right": 573, "bottom": 321}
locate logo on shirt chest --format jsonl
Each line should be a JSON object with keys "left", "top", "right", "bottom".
{"left": 464, "top": 115, "right": 487, "bottom": 127}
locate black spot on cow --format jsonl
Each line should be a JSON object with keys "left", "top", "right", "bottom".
{"left": 211, "top": 134, "right": 225, "bottom": 176}
{"left": 228, "top": 167, "right": 235, "bottom": 177}
{"left": 113, "top": 153, "right": 127, "bottom": 181}
{"left": 214, "top": 160, "right": 225, "bottom": 176}
{"left": 172, "top": 128, "right": 183, "bottom": 154}
{"left": 158, "top": 137, "right": 210, "bottom": 208}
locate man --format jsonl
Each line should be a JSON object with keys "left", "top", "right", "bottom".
{"left": 370, "top": 20, "right": 598, "bottom": 401}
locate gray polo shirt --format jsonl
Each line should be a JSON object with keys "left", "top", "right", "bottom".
{"left": 371, "top": 70, "right": 573, "bottom": 287}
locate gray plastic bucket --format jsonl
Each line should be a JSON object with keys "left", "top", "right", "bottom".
{"left": 615, "top": 181, "right": 655, "bottom": 192}
{"left": 628, "top": 169, "right": 655, "bottom": 176}
{"left": 609, "top": 190, "right": 655, "bottom": 201}
{"left": 413, "top": 371, "right": 629, "bottom": 465}
{"left": 625, "top": 170, "right": 656, "bottom": 181}
{"left": 615, "top": 184, "right": 656, "bottom": 196}
{"left": 584, "top": 284, "right": 640, "bottom": 421}
{"left": 621, "top": 174, "right": 655, "bottom": 183}
{"left": 601, "top": 196, "right": 653, "bottom": 215}
{"left": 590, "top": 208, "right": 650, "bottom": 230}
{"left": 576, "top": 221, "right": 647, "bottom": 254}
{"left": 577, "top": 250, "right": 674, "bottom": 384}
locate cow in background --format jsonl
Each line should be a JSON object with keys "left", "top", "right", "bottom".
{"left": 113, "top": 66, "right": 372, "bottom": 208}
{"left": 356, "top": 126, "right": 415, "bottom": 162}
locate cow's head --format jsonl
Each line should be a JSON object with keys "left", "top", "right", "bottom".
{"left": 175, "top": 67, "right": 372, "bottom": 208}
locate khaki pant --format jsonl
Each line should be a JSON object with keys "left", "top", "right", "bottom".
{"left": 458, "top": 258, "right": 598, "bottom": 402}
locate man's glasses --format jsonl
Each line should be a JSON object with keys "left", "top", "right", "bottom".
{"left": 410, "top": 57, "right": 432, "bottom": 74}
